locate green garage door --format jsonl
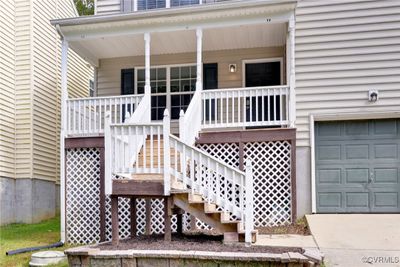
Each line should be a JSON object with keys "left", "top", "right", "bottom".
{"left": 315, "top": 119, "right": 400, "bottom": 213}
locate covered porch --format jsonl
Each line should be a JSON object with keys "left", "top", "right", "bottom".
{"left": 53, "top": 0, "right": 296, "bottom": 137}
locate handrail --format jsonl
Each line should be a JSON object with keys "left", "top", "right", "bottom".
{"left": 169, "top": 134, "right": 247, "bottom": 218}
{"left": 179, "top": 89, "right": 202, "bottom": 145}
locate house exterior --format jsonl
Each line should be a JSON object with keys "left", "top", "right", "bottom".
{"left": 0, "top": 0, "right": 93, "bottom": 225}
{"left": 50, "top": 0, "right": 400, "bottom": 245}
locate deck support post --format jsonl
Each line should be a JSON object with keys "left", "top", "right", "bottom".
{"left": 144, "top": 32, "right": 151, "bottom": 95}
{"left": 111, "top": 196, "right": 119, "bottom": 246}
{"left": 60, "top": 38, "right": 68, "bottom": 243}
{"left": 164, "top": 197, "right": 172, "bottom": 241}
{"left": 145, "top": 199, "right": 152, "bottom": 235}
{"left": 130, "top": 197, "right": 137, "bottom": 238}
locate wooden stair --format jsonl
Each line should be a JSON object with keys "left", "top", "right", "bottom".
{"left": 111, "top": 137, "right": 256, "bottom": 244}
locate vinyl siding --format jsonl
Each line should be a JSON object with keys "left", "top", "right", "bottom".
{"left": 0, "top": 0, "right": 16, "bottom": 178}
{"left": 295, "top": 0, "right": 400, "bottom": 147}
{"left": 95, "top": 0, "right": 121, "bottom": 15}
{"left": 97, "top": 47, "right": 285, "bottom": 96}
{"left": 15, "top": 0, "right": 33, "bottom": 179}
{"left": 31, "top": 0, "right": 92, "bottom": 182}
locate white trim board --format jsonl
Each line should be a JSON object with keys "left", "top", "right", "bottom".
{"left": 309, "top": 110, "right": 400, "bottom": 213}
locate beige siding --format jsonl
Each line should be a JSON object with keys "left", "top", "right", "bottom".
{"left": 0, "top": 0, "right": 16, "bottom": 178}
{"left": 295, "top": 0, "right": 400, "bottom": 147}
{"left": 15, "top": 0, "right": 33, "bottom": 179}
{"left": 95, "top": 0, "right": 121, "bottom": 15}
{"left": 31, "top": 0, "right": 92, "bottom": 182}
{"left": 97, "top": 47, "right": 285, "bottom": 96}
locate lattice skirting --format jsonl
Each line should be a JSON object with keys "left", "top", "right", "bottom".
{"left": 65, "top": 139, "right": 293, "bottom": 244}
{"left": 197, "top": 140, "right": 292, "bottom": 228}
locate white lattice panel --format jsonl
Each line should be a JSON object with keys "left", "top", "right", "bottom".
{"left": 197, "top": 143, "right": 240, "bottom": 168}
{"left": 66, "top": 148, "right": 101, "bottom": 244}
{"left": 245, "top": 141, "right": 292, "bottom": 227}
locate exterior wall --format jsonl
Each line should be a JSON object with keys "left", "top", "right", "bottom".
{"left": 97, "top": 46, "right": 285, "bottom": 96}
{"left": 0, "top": 0, "right": 92, "bottom": 225}
{"left": 295, "top": 147, "right": 311, "bottom": 217}
{"left": 295, "top": 0, "right": 400, "bottom": 147}
{"left": 95, "top": 0, "right": 121, "bottom": 15}
{"left": 0, "top": 0, "right": 16, "bottom": 180}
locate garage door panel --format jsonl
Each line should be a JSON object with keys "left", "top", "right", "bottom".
{"left": 318, "top": 169, "right": 342, "bottom": 184}
{"left": 345, "top": 121, "right": 369, "bottom": 136}
{"left": 373, "top": 120, "right": 398, "bottom": 135}
{"left": 374, "top": 168, "right": 398, "bottom": 184}
{"left": 374, "top": 143, "right": 398, "bottom": 159}
{"left": 345, "top": 168, "right": 369, "bottom": 184}
{"left": 316, "top": 119, "right": 400, "bottom": 213}
{"left": 346, "top": 192, "right": 369, "bottom": 209}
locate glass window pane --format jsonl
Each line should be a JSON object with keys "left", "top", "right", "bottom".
{"left": 137, "top": 82, "right": 145, "bottom": 94}
{"left": 171, "top": 67, "right": 179, "bottom": 79}
{"left": 137, "top": 69, "right": 145, "bottom": 81}
{"left": 150, "top": 69, "right": 156, "bottom": 80}
{"left": 171, "top": 95, "right": 181, "bottom": 106}
{"left": 181, "top": 79, "right": 191, "bottom": 92}
{"left": 157, "top": 81, "right": 166, "bottom": 93}
{"left": 190, "top": 66, "right": 197, "bottom": 78}
{"left": 170, "top": 80, "right": 179, "bottom": 92}
{"left": 171, "top": 107, "right": 180, "bottom": 119}
{"left": 181, "top": 66, "right": 190, "bottom": 79}
{"left": 151, "top": 82, "right": 157, "bottom": 93}
{"left": 158, "top": 68, "right": 166, "bottom": 80}
{"left": 158, "top": 96, "right": 167, "bottom": 106}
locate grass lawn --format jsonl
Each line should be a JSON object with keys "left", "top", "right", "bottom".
{"left": 0, "top": 216, "right": 71, "bottom": 267}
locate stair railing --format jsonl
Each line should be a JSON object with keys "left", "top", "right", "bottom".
{"left": 179, "top": 88, "right": 202, "bottom": 145}
{"left": 169, "top": 134, "right": 254, "bottom": 243}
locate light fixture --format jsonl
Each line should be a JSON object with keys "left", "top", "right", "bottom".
{"left": 368, "top": 90, "right": 379, "bottom": 102}
{"left": 229, "top": 64, "right": 237, "bottom": 73}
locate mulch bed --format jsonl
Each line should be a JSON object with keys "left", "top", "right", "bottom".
{"left": 256, "top": 218, "right": 311, "bottom": 235}
{"left": 97, "top": 232, "right": 303, "bottom": 254}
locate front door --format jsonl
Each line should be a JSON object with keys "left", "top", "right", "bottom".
{"left": 244, "top": 61, "right": 282, "bottom": 123}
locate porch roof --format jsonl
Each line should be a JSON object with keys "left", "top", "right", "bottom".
{"left": 51, "top": 0, "right": 296, "bottom": 66}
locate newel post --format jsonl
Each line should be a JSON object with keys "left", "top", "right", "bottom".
{"left": 104, "top": 111, "right": 112, "bottom": 195}
{"left": 179, "top": 110, "right": 185, "bottom": 143}
{"left": 163, "top": 109, "right": 171, "bottom": 195}
{"left": 245, "top": 158, "right": 254, "bottom": 247}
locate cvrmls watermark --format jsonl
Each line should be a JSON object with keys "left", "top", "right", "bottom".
{"left": 362, "top": 256, "right": 399, "bottom": 264}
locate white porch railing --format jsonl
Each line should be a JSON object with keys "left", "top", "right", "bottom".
{"left": 201, "top": 86, "right": 289, "bottom": 129}
{"left": 66, "top": 94, "right": 143, "bottom": 136}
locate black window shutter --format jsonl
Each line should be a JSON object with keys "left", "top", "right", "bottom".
{"left": 203, "top": 63, "right": 217, "bottom": 121}
{"left": 121, "top": 68, "right": 135, "bottom": 121}
{"left": 203, "top": 63, "right": 218, "bottom": 90}
{"left": 121, "top": 68, "right": 135, "bottom": 95}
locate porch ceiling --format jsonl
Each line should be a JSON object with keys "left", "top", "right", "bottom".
{"left": 68, "top": 23, "right": 287, "bottom": 65}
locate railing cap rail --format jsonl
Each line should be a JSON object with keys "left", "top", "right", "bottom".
{"left": 169, "top": 134, "right": 246, "bottom": 177}
{"left": 201, "top": 85, "right": 289, "bottom": 94}
{"left": 110, "top": 122, "right": 163, "bottom": 127}
{"left": 67, "top": 94, "right": 144, "bottom": 102}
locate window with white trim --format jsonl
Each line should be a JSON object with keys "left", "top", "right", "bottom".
{"left": 135, "top": 64, "right": 196, "bottom": 120}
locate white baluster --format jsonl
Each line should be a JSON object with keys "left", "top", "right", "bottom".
{"left": 163, "top": 109, "right": 171, "bottom": 195}
{"left": 245, "top": 158, "right": 253, "bottom": 247}
{"left": 104, "top": 111, "right": 112, "bottom": 195}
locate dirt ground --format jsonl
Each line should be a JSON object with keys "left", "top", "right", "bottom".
{"left": 97, "top": 232, "right": 303, "bottom": 254}
{"left": 257, "top": 217, "right": 311, "bottom": 235}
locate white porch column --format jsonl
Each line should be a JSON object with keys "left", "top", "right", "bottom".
{"left": 196, "top": 28, "right": 203, "bottom": 91}
{"left": 166, "top": 0, "right": 170, "bottom": 8}
{"left": 287, "top": 15, "right": 296, "bottom": 128}
{"left": 133, "top": 0, "right": 138, "bottom": 11}
{"left": 60, "top": 38, "right": 68, "bottom": 243}
{"left": 144, "top": 32, "right": 151, "bottom": 95}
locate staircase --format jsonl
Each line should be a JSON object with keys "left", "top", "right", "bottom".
{"left": 104, "top": 93, "right": 255, "bottom": 245}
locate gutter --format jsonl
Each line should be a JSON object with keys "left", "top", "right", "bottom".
{"left": 50, "top": 0, "right": 297, "bottom": 27}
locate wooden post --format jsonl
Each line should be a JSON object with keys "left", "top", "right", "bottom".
{"left": 111, "top": 196, "right": 119, "bottom": 246}
{"left": 190, "top": 215, "right": 197, "bottom": 231}
{"left": 145, "top": 199, "right": 151, "bottom": 235}
{"left": 163, "top": 109, "right": 171, "bottom": 195}
{"left": 245, "top": 159, "right": 254, "bottom": 247}
{"left": 177, "top": 213, "right": 183, "bottom": 234}
{"left": 130, "top": 197, "right": 137, "bottom": 238}
{"left": 164, "top": 197, "right": 171, "bottom": 241}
